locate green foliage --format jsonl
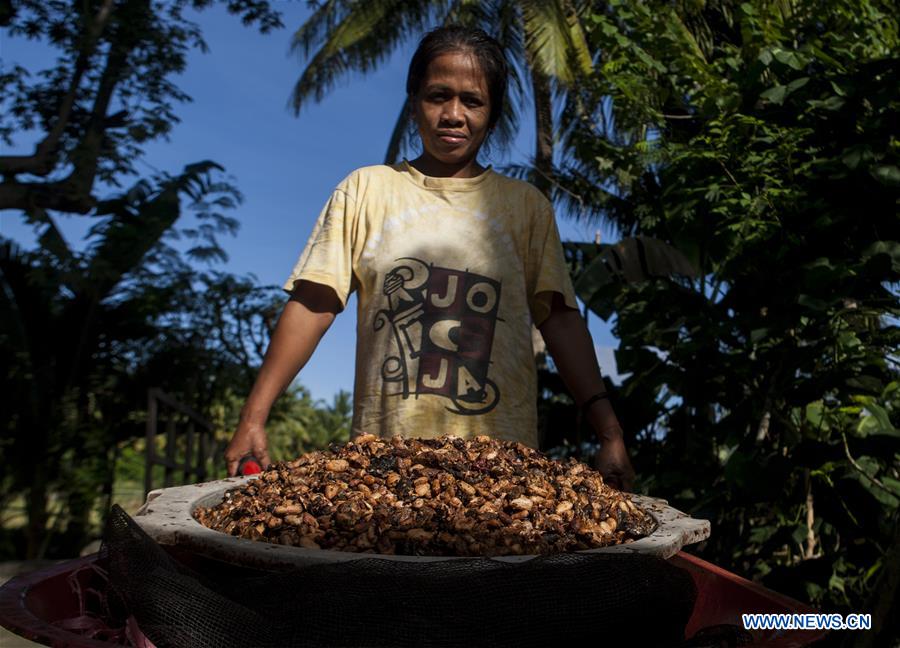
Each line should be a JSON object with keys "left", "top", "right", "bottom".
{"left": 564, "top": 237, "right": 698, "bottom": 319}
{"left": 555, "top": 0, "right": 900, "bottom": 613}
{"left": 0, "top": 0, "right": 325, "bottom": 559}
{"left": 267, "top": 388, "right": 353, "bottom": 460}
{"left": 1, "top": 164, "right": 260, "bottom": 553}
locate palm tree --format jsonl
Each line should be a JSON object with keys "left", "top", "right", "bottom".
{"left": 287, "top": 0, "right": 593, "bottom": 197}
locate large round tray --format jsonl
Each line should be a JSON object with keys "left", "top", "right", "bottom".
{"left": 133, "top": 476, "right": 710, "bottom": 569}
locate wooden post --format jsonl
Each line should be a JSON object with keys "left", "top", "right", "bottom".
{"left": 184, "top": 421, "right": 194, "bottom": 483}
{"left": 164, "top": 415, "right": 176, "bottom": 488}
{"left": 145, "top": 390, "right": 158, "bottom": 497}
{"left": 144, "top": 388, "right": 215, "bottom": 494}
{"left": 197, "top": 430, "right": 207, "bottom": 482}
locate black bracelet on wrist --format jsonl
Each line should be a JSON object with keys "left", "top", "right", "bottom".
{"left": 580, "top": 391, "right": 610, "bottom": 413}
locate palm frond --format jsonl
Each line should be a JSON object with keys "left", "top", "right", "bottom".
{"left": 564, "top": 237, "right": 698, "bottom": 320}
{"left": 505, "top": 157, "right": 635, "bottom": 230}
{"left": 290, "top": 0, "right": 347, "bottom": 59}
{"left": 289, "top": 0, "right": 450, "bottom": 114}
{"left": 85, "top": 161, "right": 234, "bottom": 299}
{"left": 489, "top": 0, "right": 527, "bottom": 155}
{"left": 383, "top": 99, "right": 414, "bottom": 164}
{"left": 444, "top": 0, "right": 491, "bottom": 27}
{"left": 492, "top": 0, "right": 526, "bottom": 100}
{"left": 519, "top": 0, "right": 592, "bottom": 84}
{"left": 486, "top": 99, "right": 519, "bottom": 159}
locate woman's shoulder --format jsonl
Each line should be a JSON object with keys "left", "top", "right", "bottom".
{"left": 332, "top": 164, "right": 408, "bottom": 198}
{"left": 490, "top": 171, "right": 550, "bottom": 202}
{"left": 340, "top": 163, "right": 407, "bottom": 185}
{"left": 487, "top": 172, "right": 555, "bottom": 222}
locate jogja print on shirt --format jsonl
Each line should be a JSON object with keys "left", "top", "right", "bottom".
{"left": 374, "top": 257, "right": 501, "bottom": 415}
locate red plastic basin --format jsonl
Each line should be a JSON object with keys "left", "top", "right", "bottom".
{"left": 672, "top": 551, "right": 829, "bottom": 646}
{"left": 1, "top": 555, "right": 120, "bottom": 647}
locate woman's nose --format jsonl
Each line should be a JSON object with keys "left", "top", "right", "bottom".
{"left": 440, "top": 98, "right": 464, "bottom": 125}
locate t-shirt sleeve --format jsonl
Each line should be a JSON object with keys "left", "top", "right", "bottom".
{"left": 282, "top": 185, "right": 358, "bottom": 308}
{"left": 527, "top": 196, "right": 579, "bottom": 326}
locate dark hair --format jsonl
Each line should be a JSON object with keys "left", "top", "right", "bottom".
{"left": 406, "top": 25, "right": 508, "bottom": 130}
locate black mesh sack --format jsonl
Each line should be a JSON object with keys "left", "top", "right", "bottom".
{"left": 101, "top": 504, "right": 697, "bottom": 648}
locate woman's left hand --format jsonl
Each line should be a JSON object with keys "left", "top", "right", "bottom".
{"left": 592, "top": 434, "right": 636, "bottom": 492}
{"left": 537, "top": 300, "right": 636, "bottom": 491}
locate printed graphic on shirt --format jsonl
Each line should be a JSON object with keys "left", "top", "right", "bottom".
{"left": 374, "top": 257, "right": 501, "bottom": 415}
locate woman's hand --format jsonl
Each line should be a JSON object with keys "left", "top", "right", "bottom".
{"left": 225, "top": 420, "right": 271, "bottom": 476}
{"left": 223, "top": 281, "right": 341, "bottom": 476}
{"left": 538, "top": 296, "right": 636, "bottom": 491}
{"left": 592, "top": 432, "right": 635, "bottom": 492}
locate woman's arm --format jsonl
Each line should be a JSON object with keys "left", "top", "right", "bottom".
{"left": 537, "top": 294, "right": 636, "bottom": 490}
{"left": 224, "top": 281, "right": 342, "bottom": 476}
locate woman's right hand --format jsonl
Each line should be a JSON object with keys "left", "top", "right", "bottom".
{"left": 222, "top": 281, "right": 341, "bottom": 477}
{"left": 224, "top": 421, "right": 272, "bottom": 477}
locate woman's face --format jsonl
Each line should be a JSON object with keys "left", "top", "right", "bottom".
{"left": 411, "top": 50, "right": 491, "bottom": 176}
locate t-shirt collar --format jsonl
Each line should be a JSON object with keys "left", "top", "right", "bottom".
{"left": 399, "top": 159, "right": 494, "bottom": 191}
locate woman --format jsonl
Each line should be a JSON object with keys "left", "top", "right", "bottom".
{"left": 225, "top": 26, "right": 635, "bottom": 490}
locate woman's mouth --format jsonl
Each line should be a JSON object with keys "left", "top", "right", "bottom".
{"left": 437, "top": 132, "right": 466, "bottom": 145}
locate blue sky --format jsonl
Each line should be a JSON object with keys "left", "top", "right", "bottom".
{"left": 0, "top": 2, "right": 622, "bottom": 402}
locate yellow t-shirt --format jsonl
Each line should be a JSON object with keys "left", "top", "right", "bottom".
{"left": 284, "top": 161, "right": 578, "bottom": 448}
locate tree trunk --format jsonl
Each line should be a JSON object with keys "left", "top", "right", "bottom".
{"left": 0, "top": 0, "right": 141, "bottom": 213}
{"left": 530, "top": 67, "right": 554, "bottom": 199}
{"left": 529, "top": 67, "right": 554, "bottom": 358}
{"left": 0, "top": 0, "right": 116, "bottom": 178}
{"left": 25, "top": 460, "right": 49, "bottom": 559}
{"left": 61, "top": 488, "right": 93, "bottom": 555}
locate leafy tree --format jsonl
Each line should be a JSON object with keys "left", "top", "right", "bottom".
{"left": 287, "top": 0, "right": 593, "bottom": 194}
{"left": 0, "top": 165, "right": 274, "bottom": 556}
{"left": 555, "top": 0, "right": 899, "bottom": 630}
{"left": 0, "top": 0, "right": 282, "bottom": 213}
{"left": 0, "top": 0, "right": 285, "bottom": 558}
{"left": 267, "top": 388, "right": 353, "bottom": 460}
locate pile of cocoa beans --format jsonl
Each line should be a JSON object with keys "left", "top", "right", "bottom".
{"left": 194, "top": 435, "right": 656, "bottom": 556}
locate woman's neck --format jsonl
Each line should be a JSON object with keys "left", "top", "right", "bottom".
{"left": 409, "top": 153, "right": 486, "bottom": 179}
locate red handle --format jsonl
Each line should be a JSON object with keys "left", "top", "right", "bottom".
{"left": 237, "top": 456, "right": 262, "bottom": 476}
